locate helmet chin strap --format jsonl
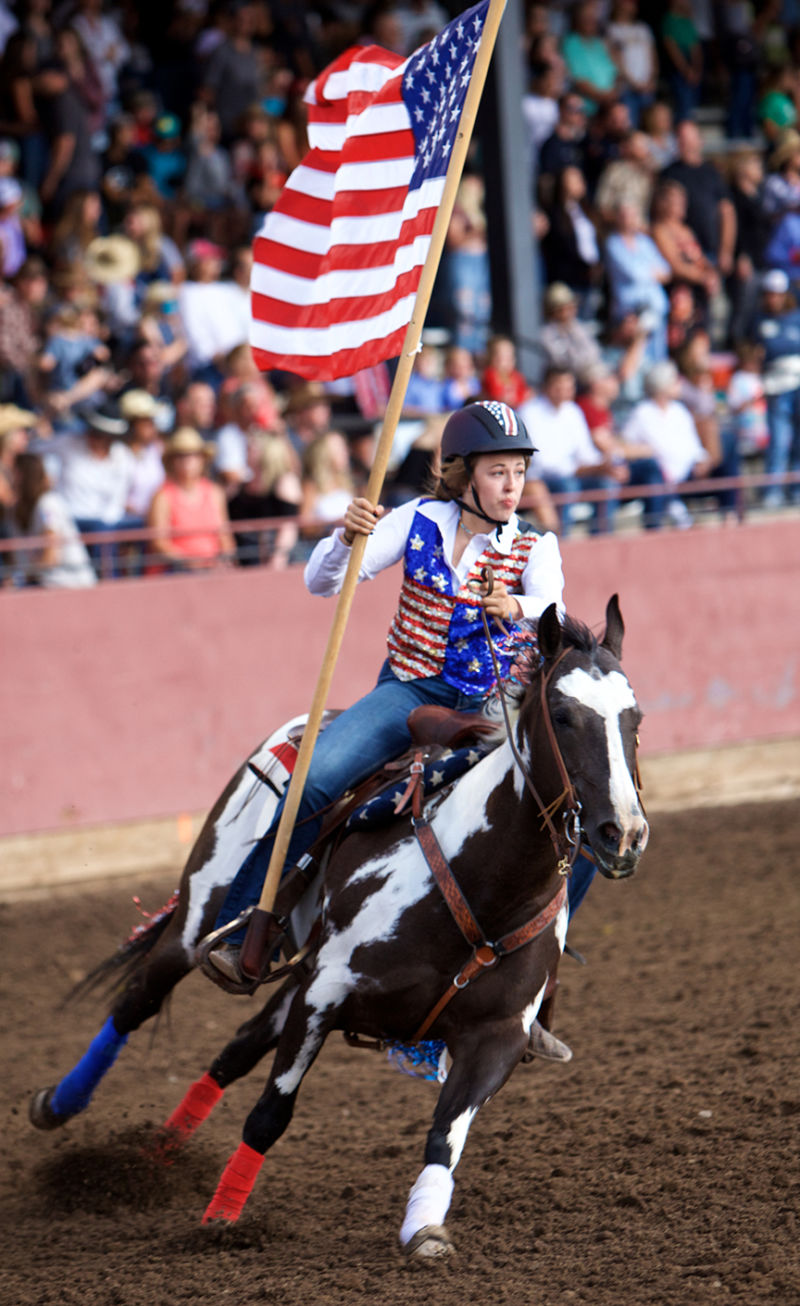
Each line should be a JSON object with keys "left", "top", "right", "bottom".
{"left": 454, "top": 482, "right": 510, "bottom": 536}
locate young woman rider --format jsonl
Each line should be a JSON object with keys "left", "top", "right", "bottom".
{"left": 207, "top": 400, "right": 566, "bottom": 983}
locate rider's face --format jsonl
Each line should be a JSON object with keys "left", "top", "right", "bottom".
{"left": 469, "top": 452, "right": 527, "bottom": 522}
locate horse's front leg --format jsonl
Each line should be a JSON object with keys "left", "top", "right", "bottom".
{"left": 401, "top": 1020, "right": 528, "bottom": 1260}
{"left": 201, "top": 980, "right": 339, "bottom": 1225}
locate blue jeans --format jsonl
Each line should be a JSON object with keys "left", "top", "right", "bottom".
{"left": 626, "top": 457, "right": 668, "bottom": 529}
{"left": 215, "top": 662, "right": 486, "bottom": 938}
{"left": 542, "top": 472, "right": 620, "bottom": 535}
{"left": 765, "top": 388, "right": 800, "bottom": 502}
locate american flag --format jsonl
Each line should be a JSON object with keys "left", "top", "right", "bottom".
{"left": 250, "top": 2, "right": 490, "bottom": 381}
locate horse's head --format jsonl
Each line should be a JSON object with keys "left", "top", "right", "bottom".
{"left": 523, "top": 595, "right": 649, "bottom": 879}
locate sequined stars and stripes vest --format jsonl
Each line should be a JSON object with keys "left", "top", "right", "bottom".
{"left": 386, "top": 505, "right": 539, "bottom": 695}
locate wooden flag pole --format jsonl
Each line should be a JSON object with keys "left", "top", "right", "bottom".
{"left": 240, "top": 0, "right": 508, "bottom": 978}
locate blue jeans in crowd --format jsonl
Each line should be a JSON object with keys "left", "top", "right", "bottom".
{"left": 542, "top": 472, "right": 620, "bottom": 535}
{"left": 215, "top": 661, "right": 487, "bottom": 939}
{"left": 765, "top": 388, "right": 800, "bottom": 505}
{"left": 626, "top": 457, "right": 668, "bottom": 529}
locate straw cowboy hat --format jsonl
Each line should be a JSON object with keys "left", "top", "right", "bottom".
{"left": 771, "top": 129, "right": 800, "bottom": 170}
{"left": 0, "top": 404, "right": 37, "bottom": 437}
{"left": 162, "top": 426, "right": 214, "bottom": 466}
{"left": 85, "top": 235, "right": 141, "bottom": 285}
{"left": 544, "top": 282, "right": 577, "bottom": 310}
{"left": 118, "top": 389, "right": 161, "bottom": 422}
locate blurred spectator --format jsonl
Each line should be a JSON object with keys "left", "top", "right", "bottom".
{"left": 441, "top": 345, "right": 481, "bottom": 409}
{"left": 100, "top": 114, "right": 150, "bottom": 227}
{"left": 83, "top": 231, "right": 141, "bottom": 339}
{"left": 200, "top": 1, "right": 262, "bottom": 142}
{"left": 660, "top": 121, "right": 737, "bottom": 280}
{"left": 183, "top": 103, "right": 246, "bottom": 243}
{"left": 301, "top": 429, "right": 355, "bottom": 529}
{"left": 175, "top": 379, "right": 218, "bottom": 441}
{"left": 481, "top": 335, "right": 532, "bottom": 407}
{"left": 603, "top": 200, "right": 670, "bottom": 362}
{"left": 0, "top": 403, "right": 36, "bottom": 531}
{"left": 137, "top": 281, "right": 188, "bottom": 374}
{"left": 582, "top": 97, "right": 631, "bottom": 196}
{"left": 538, "top": 92, "right": 587, "bottom": 208}
{"left": 0, "top": 255, "right": 48, "bottom": 406}
{"left": 228, "top": 429, "right": 301, "bottom": 568}
{"left": 761, "top": 129, "right": 800, "bottom": 222}
{"left": 640, "top": 101, "right": 677, "bottom": 171}
{"left": 12, "top": 449, "right": 96, "bottom": 587}
{"left": 0, "top": 176, "right": 26, "bottom": 276}
{"left": 137, "top": 112, "right": 187, "bottom": 201}
{"left": 118, "top": 340, "right": 175, "bottom": 431}
{"left": 217, "top": 340, "right": 280, "bottom": 429}
{"left": 213, "top": 381, "right": 270, "bottom": 496}
{"left": 402, "top": 344, "right": 446, "bottom": 416}
{"left": 521, "top": 57, "right": 562, "bottom": 161}
{"left": 676, "top": 330, "right": 741, "bottom": 508}
{"left": 538, "top": 282, "right": 602, "bottom": 382}
{"left": 719, "top": 1, "right": 758, "bottom": 141}
{"left": 729, "top": 149, "right": 770, "bottom": 344}
{"left": 726, "top": 341, "right": 769, "bottom": 459}
{"left": 118, "top": 389, "right": 164, "bottom": 522}
{"left": 71, "top": 0, "right": 130, "bottom": 110}
{"left": 519, "top": 365, "right": 621, "bottom": 534}
{"left": 147, "top": 426, "right": 233, "bottom": 571}
{"left": 620, "top": 360, "right": 712, "bottom": 526}
{"left": 607, "top": 0, "right": 657, "bottom": 126}
{"left": 443, "top": 171, "right": 491, "bottom": 354}
{"left": 756, "top": 65, "right": 800, "bottom": 148}
{"left": 54, "top": 401, "right": 139, "bottom": 573}
{"left": 178, "top": 238, "right": 248, "bottom": 380}
{"left": 50, "top": 187, "right": 102, "bottom": 266}
{"left": 650, "top": 180, "right": 720, "bottom": 309}
{"left": 122, "top": 202, "right": 184, "bottom": 290}
{"left": 594, "top": 130, "right": 655, "bottom": 233}
{"left": 577, "top": 362, "right": 667, "bottom": 527}
{"left": 561, "top": 2, "right": 620, "bottom": 118}
{"left": 601, "top": 306, "right": 650, "bottom": 424}
{"left": 52, "top": 26, "right": 105, "bottom": 139}
{"left": 283, "top": 382, "right": 332, "bottom": 461}
{"left": 387, "top": 414, "right": 445, "bottom": 507}
{"left": 660, "top": 0, "right": 702, "bottom": 123}
{"left": 37, "top": 53, "right": 100, "bottom": 220}
{"left": 756, "top": 268, "right": 800, "bottom": 507}
{"left": 38, "top": 301, "right": 113, "bottom": 431}
{"left": 541, "top": 164, "right": 601, "bottom": 309}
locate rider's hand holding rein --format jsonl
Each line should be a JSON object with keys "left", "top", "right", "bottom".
{"left": 470, "top": 576, "right": 522, "bottom": 624}
{"left": 342, "top": 497, "right": 385, "bottom": 545}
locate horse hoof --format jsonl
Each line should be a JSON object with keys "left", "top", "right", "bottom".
{"left": 405, "top": 1225, "right": 455, "bottom": 1262}
{"left": 29, "top": 1087, "right": 69, "bottom": 1131}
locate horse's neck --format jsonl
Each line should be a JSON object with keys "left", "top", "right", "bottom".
{"left": 432, "top": 740, "right": 559, "bottom": 918}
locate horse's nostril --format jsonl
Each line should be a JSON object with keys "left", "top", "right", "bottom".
{"left": 599, "top": 822, "right": 622, "bottom": 849}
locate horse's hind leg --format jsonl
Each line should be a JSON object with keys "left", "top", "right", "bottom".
{"left": 201, "top": 985, "right": 335, "bottom": 1224}
{"left": 155, "top": 974, "right": 300, "bottom": 1153}
{"left": 401, "top": 1023, "right": 528, "bottom": 1260}
{"left": 30, "top": 929, "right": 194, "bottom": 1131}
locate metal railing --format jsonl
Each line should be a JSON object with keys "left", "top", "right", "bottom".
{"left": 1, "top": 469, "right": 798, "bottom": 588}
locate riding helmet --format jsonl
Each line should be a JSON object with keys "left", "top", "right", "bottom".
{"left": 440, "top": 400, "right": 536, "bottom": 463}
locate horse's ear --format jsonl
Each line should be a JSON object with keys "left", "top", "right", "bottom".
{"left": 601, "top": 594, "right": 624, "bottom": 660}
{"left": 538, "top": 603, "right": 563, "bottom": 661}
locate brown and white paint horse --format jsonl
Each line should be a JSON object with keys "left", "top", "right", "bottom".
{"left": 31, "top": 597, "right": 648, "bottom": 1258}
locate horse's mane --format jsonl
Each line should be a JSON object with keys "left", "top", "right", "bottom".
{"left": 509, "top": 613, "right": 597, "bottom": 685}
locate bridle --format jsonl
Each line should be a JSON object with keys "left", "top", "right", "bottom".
{"left": 479, "top": 567, "right": 582, "bottom": 877}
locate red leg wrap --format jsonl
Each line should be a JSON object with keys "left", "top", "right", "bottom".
{"left": 202, "top": 1142, "right": 264, "bottom": 1225}
{"left": 162, "top": 1073, "right": 224, "bottom": 1138}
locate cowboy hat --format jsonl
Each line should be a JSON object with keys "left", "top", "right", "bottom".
{"left": 544, "top": 282, "right": 576, "bottom": 309}
{"left": 85, "top": 235, "right": 141, "bottom": 285}
{"left": 118, "top": 389, "right": 160, "bottom": 422}
{"left": 0, "top": 404, "right": 36, "bottom": 437}
{"left": 83, "top": 401, "right": 128, "bottom": 438}
{"left": 162, "top": 426, "right": 214, "bottom": 465}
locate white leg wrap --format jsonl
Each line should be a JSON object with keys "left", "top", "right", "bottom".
{"left": 399, "top": 1163, "right": 455, "bottom": 1246}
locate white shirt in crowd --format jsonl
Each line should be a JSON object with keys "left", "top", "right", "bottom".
{"left": 519, "top": 395, "right": 603, "bottom": 479}
{"left": 55, "top": 436, "right": 136, "bottom": 524}
{"left": 22, "top": 491, "right": 96, "bottom": 588}
{"left": 178, "top": 280, "right": 250, "bottom": 369}
{"left": 621, "top": 399, "right": 707, "bottom": 483}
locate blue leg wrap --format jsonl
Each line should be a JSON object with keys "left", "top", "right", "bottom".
{"left": 49, "top": 1015, "right": 129, "bottom": 1118}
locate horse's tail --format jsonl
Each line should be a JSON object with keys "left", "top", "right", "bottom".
{"left": 66, "top": 891, "right": 180, "bottom": 1005}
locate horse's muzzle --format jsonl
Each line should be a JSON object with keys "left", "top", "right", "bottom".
{"left": 588, "top": 814, "right": 649, "bottom": 879}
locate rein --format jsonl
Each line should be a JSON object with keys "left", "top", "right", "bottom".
{"left": 479, "top": 567, "right": 581, "bottom": 876}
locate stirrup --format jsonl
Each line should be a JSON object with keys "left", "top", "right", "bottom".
{"left": 196, "top": 909, "right": 261, "bottom": 996}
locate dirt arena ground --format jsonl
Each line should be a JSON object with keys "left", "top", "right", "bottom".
{"left": 2, "top": 797, "right": 798, "bottom": 1306}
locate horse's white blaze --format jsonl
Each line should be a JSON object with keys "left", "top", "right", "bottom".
{"left": 557, "top": 667, "right": 642, "bottom": 846}
{"left": 275, "top": 840, "right": 431, "bottom": 1095}
{"left": 447, "top": 1106, "right": 477, "bottom": 1169}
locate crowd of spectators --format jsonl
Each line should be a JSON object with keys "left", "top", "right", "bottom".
{"left": 0, "top": 0, "right": 799, "bottom": 588}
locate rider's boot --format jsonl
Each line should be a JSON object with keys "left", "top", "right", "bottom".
{"left": 524, "top": 971, "right": 573, "bottom": 1063}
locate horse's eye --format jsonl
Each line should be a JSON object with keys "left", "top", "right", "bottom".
{"left": 553, "top": 708, "right": 573, "bottom": 728}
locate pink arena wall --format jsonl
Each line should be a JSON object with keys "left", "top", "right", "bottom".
{"left": 1, "top": 518, "right": 798, "bottom": 837}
